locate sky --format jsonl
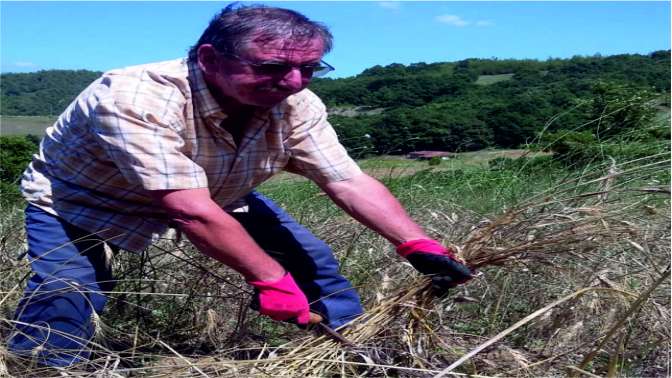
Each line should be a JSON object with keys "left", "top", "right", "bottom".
{"left": 1, "top": 1, "right": 670, "bottom": 78}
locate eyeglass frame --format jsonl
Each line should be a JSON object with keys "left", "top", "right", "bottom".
{"left": 215, "top": 51, "right": 335, "bottom": 78}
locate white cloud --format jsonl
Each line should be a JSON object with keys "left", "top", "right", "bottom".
{"left": 475, "top": 20, "right": 494, "bottom": 27}
{"left": 13, "top": 61, "right": 37, "bottom": 67}
{"left": 435, "top": 14, "right": 470, "bottom": 27}
{"left": 378, "top": 2, "right": 401, "bottom": 10}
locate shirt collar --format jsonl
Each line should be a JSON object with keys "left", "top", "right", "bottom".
{"left": 187, "top": 59, "right": 228, "bottom": 121}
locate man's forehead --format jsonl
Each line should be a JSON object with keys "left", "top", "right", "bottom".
{"left": 243, "top": 36, "right": 325, "bottom": 58}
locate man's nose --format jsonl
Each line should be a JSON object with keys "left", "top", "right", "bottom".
{"left": 278, "top": 67, "right": 306, "bottom": 92}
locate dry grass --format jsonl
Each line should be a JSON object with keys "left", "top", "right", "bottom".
{"left": 0, "top": 154, "right": 669, "bottom": 377}
{"left": 207, "top": 154, "right": 670, "bottom": 377}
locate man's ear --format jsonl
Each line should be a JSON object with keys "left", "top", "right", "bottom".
{"left": 197, "top": 44, "right": 220, "bottom": 76}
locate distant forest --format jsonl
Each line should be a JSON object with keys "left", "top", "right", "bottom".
{"left": 1, "top": 51, "right": 669, "bottom": 155}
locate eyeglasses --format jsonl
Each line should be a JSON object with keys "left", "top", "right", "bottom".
{"left": 217, "top": 52, "right": 334, "bottom": 78}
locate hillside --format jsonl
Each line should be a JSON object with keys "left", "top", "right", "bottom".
{"left": 1, "top": 51, "right": 669, "bottom": 156}
{"left": 310, "top": 51, "right": 670, "bottom": 156}
{"left": 309, "top": 51, "right": 670, "bottom": 108}
{"left": 1, "top": 69, "right": 101, "bottom": 116}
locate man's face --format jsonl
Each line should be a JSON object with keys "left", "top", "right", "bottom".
{"left": 211, "top": 37, "right": 325, "bottom": 109}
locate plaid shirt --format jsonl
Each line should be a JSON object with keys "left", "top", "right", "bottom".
{"left": 21, "top": 58, "right": 361, "bottom": 252}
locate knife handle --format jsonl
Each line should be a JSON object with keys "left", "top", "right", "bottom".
{"left": 309, "top": 311, "right": 324, "bottom": 324}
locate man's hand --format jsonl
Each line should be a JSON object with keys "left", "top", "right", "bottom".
{"left": 248, "top": 272, "right": 311, "bottom": 325}
{"left": 396, "top": 239, "right": 473, "bottom": 295}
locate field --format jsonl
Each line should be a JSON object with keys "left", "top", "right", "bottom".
{"left": 268, "top": 149, "right": 550, "bottom": 185}
{"left": 0, "top": 116, "right": 56, "bottom": 136}
{"left": 475, "top": 73, "right": 515, "bottom": 86}
{"left": 0, "top": 147, "right": 669, "bottom": 377}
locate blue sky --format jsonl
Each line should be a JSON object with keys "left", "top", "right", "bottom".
{"left": 1, "top": 1, "right": 670, "bottom": 78}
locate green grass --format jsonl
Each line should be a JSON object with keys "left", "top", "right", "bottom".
{"left": 356, "top": 149, "right": 549, "bottom": 177}
{"left": 475, "top": 73, "right": 515, "bottom": 86}
{"left": 263, "top": 149, "right": 548, "bottom": 194}
{"left": 260, "top": 149, "right": 556, "bottom": 220}
{"left": 259, "top": 151, "right": 563, "bottom": 222}
{"left": 0, "top": 116, "right": 55, "bottom": 136}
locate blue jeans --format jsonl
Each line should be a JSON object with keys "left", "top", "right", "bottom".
{"left": 9, "top": 204, "right": 115, "bottom": 366}
{"left": 9, "top": 193, "right": 362, "bottom": 366}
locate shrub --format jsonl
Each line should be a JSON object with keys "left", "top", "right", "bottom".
{"left": 535, "top": 124, "right": 669, "bottom": 167}
{"left": 0, "top": 135, "right": 38, "bottom": 183}
{"left": 428, "top": 156, "right": 442, "bottom": 166}
{"left": 0, "top": 135, "right": 38, "bottom": 208}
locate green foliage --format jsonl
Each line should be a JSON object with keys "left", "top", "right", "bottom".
{"left": 0, "top": 135, "right": 38, "bottom": 183}
{"left": 312, "top": 64, "right": 473, "bottom": 109}
{"left": 312, "top": 51, "right": 669, "bottom": 109}
{"left": 537, "top": 130, "right": 597, "bottom": 154}
{"left": 588, "top": 82, "right": 659, "bottom": 138}
{"left": 537, "top": 123, "right": 669, "bottom": 167}
{"left": 320, "top": 51, "right": 669, "bottom": 156}
{"left": 0, "top": 135, "right": 37, "bottom": 207}
{"left": 521, "top": 79, "right": 669, "bottom": 167}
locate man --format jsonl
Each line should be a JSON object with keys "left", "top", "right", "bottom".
{"left": 9, "top": 4, "right": 472, "bottom": 367}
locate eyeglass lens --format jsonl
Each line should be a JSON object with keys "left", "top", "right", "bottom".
{"left": 255, "top": 63, "right": 329, "bottom": 78}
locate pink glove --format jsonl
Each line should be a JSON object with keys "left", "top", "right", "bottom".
{"left": 396, "top": 238, "right": 457, "bottom": 258}
{"left": 248, "top": 272, "right": 311, "bottom": 325}
{"left": 396, "top": 239, "right": 473, "bottom": 294}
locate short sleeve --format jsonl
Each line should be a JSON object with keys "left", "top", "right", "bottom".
{"left": 283, "top": 91, "right": 362, "bottom": 184}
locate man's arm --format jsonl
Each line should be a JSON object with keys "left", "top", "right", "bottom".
{"left": 150, "top": 187, "right": 312, "bottom": 324}
{"left": 320, "top": 173, "right": 473, "bottom": 293}
{"left": 319, "top": 173, "right": 429, "bottom": 246}
{"left": 149, "top": 187, "right": 285, "bottom": 282}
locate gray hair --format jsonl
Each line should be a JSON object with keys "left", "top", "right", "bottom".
{"left": 188, "top": 3, "right": 333, "bottom": 61}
